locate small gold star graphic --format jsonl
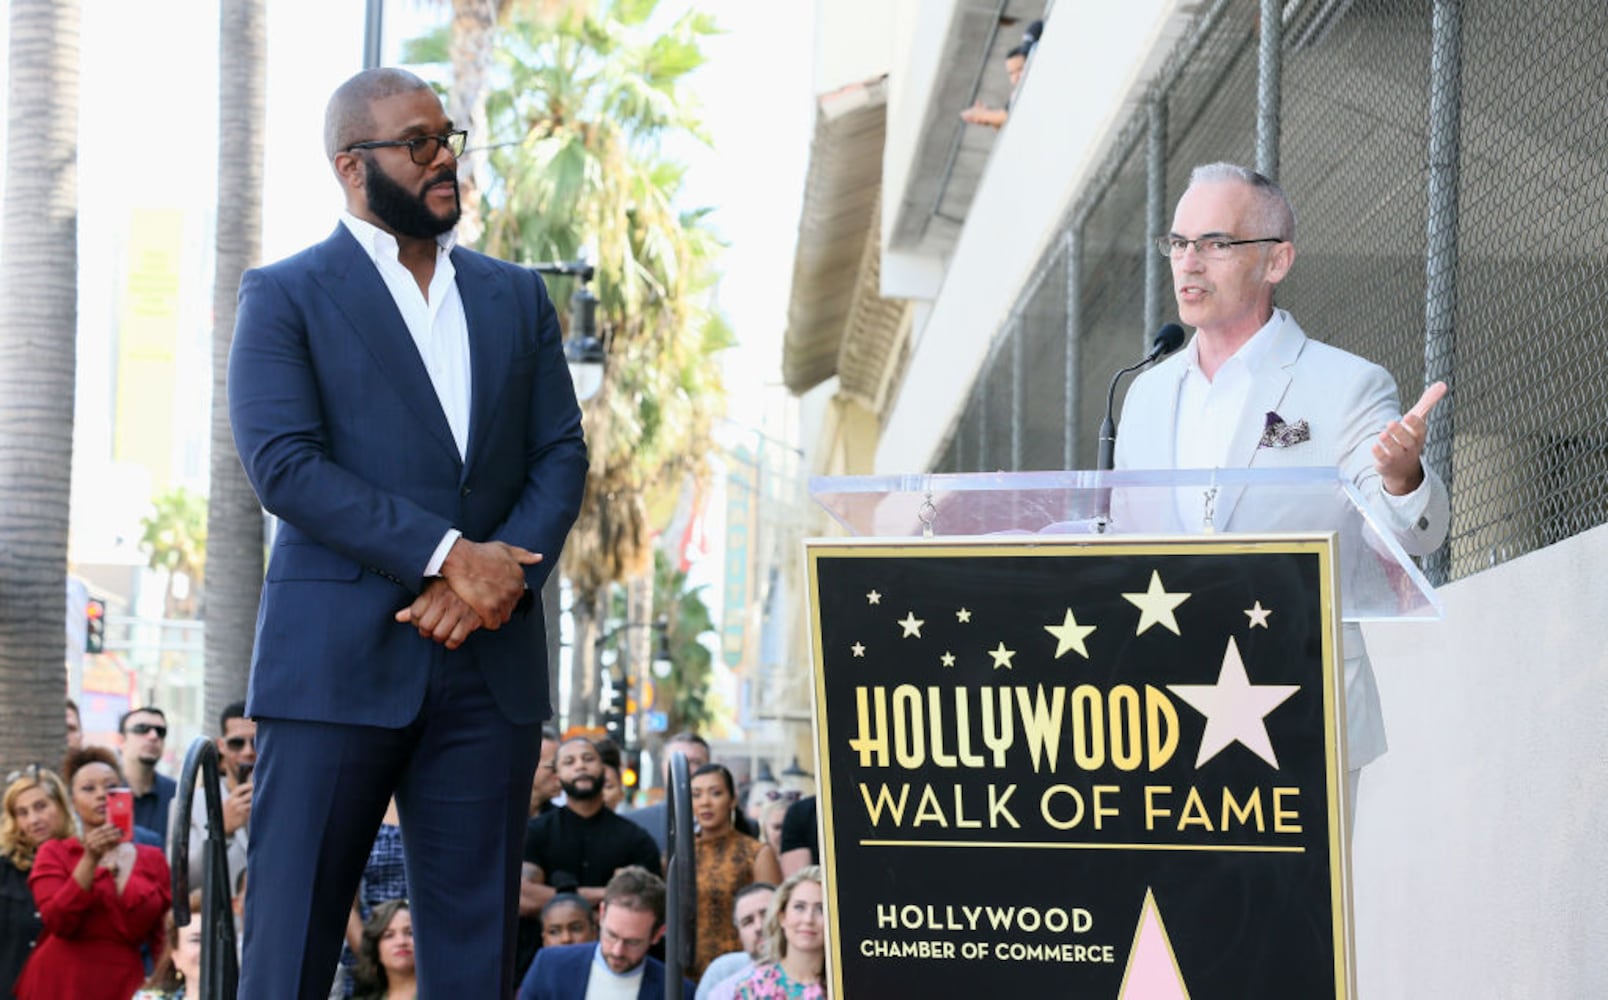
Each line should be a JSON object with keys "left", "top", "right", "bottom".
{"left": 988, "top": 642, "right": 1017, "bottom": 670}
{"left": 866, "top": 590, "right": 882, "bottom": 605}
{"left": 940, "top": 651, "right": 956, "bottom": 668}
{"left": 1123, "top": 570, "right": 1191, "bottom": 636}
{"left": 956, "top": 608, "right": 972, "bottom": 623}
{"left": 851, "top": 642, "right": 866, "bottom": 657}
{"left": 1245, "top": 601, "right": 1272, "bottom": 629}
{"left": 1044, "top": 609, "right": 1097, "bottom": 659}
{"left": 898, "top": 612, "right": 925, "bottom": 638}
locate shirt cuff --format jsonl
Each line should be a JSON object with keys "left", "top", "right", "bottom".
{"left": 424, "top": 529, "right": 462, "bottom": 578}
{"left": 1378, "top": 470, "right": 1432, "bottom": 528}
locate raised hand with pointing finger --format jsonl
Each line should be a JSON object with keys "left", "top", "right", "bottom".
{"left": 1374, "top": 380, "right": 1447, "bottom": 495}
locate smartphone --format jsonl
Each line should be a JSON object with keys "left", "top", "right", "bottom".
{"left": 106, "top": 787, "right": 134, "bottom": 842}
{"left": 236, "top": 761, "right": 255, "bottom": 785}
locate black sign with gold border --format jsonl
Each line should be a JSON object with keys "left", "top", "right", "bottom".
{"left": 806, "top": 535, "right": 1353, "bottom": 998}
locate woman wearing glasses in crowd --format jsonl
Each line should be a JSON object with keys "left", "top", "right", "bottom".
{"left": 692, "top": 764, "right": 782, "bottom": 979}
{"left": 350, "top": 899, "right": 417, "bottom": 1000}
{"left": 13, "top": 747, "right": 172, "bottom": 1000}
{"left": 1, "top": 767, "right": 74, "bottom": 994}
{"left": 734, "top": 866, "right": 827, "bottom": 999}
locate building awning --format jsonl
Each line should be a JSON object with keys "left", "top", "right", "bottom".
{"left": 781, "top": 76, "right": 891, "bottom": 397}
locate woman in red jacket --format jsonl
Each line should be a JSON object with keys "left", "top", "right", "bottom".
{"left": 14, "top": 746, "right": 171, "bottom": 1000}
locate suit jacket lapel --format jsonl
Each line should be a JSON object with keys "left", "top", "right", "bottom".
{"left": 454, "top": 247, "right": 509, "bottom": 479}
{"left": 312, "top": 226, "right": 462, "bottom": 466}
{"left": 1216, "top": 314, "right": 1303, "bottom": 529}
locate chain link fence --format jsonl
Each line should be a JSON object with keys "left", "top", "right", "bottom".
{"left": 933, "top": 0, "right": 1608, "bottom": 585}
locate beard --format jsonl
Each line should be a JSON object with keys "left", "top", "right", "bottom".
{"left": 362, "top": 153, "right": 460, "bottom": 238}
{"left": 561, "top": 774, "right": 603, "bottom": 801}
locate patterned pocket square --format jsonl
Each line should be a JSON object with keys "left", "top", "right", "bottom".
{"left": 1259, "top": 411, "right": 1311, "bottom": 449}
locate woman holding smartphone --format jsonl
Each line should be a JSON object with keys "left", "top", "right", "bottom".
{"left": 12, "top": 747, "right": 171, "bottom": 1000}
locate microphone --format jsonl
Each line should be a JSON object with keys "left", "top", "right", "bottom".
{"left": 1097, "top": 322, "right": 1186, "bottom": 472}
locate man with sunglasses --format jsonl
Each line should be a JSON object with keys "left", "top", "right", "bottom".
{"left": 228, "top": 67, "right": 587, "bottom": 999}
{"left": 184, "top": 700, "right": 255, "bottom": 894}
{"left": 1115, "top": 162, "right": 1449, "bottom": 811}
{"left": 116, "top": 707, "right": 176, "bottom": 842}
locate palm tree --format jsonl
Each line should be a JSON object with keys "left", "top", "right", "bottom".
{"left": 474, "top": 1, "right": 730, "bottom": 727}
{"left": 0, "top": 0, "right": 81, "bottom": 769}
{"left": 413, "top": 1, "right": 596, "bottom": 245}
{"left": 204, "top": 0, "right": 267, "bottom": 729}
{"left": 139, "top": 487, "right": 208, "bottom": 620}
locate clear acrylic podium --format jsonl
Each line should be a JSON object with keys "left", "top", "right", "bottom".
{"left": 808, "top": 466, "right": 1442, "bottom": 625}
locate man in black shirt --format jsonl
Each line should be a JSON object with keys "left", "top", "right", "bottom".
{"left": 779, "top": 795, "right": 819, "bottom": 876}
{"left": 516, "top": 736, "right": 660, "bottom": 975}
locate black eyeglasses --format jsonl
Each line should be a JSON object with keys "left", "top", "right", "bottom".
{"left": 225, "top": 736, "right": 255, "bottom": 752}
{"left": 345, "top": 129, "right": 467, "bottom": 165}
{"left": 1156, "top": 235, "right": 1285, "bottom": 260}
{"left": 128, "top": 723, "right": 167, "bottom": 738}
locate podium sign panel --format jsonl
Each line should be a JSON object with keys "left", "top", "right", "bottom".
{"left": 806, "top": 535, "right": 1353, "bottom": 998}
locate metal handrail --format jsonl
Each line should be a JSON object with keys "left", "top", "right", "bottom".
{"left": 171, "top": 736, "right": 240, "bottom": 999}
{"left": 662, "top": 750, "right": 696, "bottom": 997}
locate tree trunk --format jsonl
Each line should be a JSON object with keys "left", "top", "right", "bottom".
{"left": 449, "top": 0, "right": 499, "bottom": 246}
{"left": 0, "top": 0, "right": 80, "bottom": 770}
{"left": 205, "top": 0, "right": 267, "bottom": 729}
{"left": 567, "top": 586, "right": 603, "bottom": 730}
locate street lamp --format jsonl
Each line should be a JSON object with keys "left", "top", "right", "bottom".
{"left": 531, "top": 258, "right": 605, "bottom": 402}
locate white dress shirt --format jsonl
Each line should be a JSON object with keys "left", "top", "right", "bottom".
{"left": 584, "top": 945, "right": 646, "bottom": 1000}
{"left": 340, "top": 213, "right": 469, "bottom": 574}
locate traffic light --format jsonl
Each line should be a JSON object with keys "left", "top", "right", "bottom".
{"left": 604, "top": 679, "right": 630, "bottom": 741}
{"left": 85, "top": 598, "right": 106, "bottom": 654}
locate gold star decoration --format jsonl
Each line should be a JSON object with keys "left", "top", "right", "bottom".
{"left": 1244, "top": 601, "right": 1272, "bottom": 629}
{"left": 851, "top": 642, "right": 866, "bottom": 657}
{"left": 1044, "top": 609, "right": 1097, "bottom": 659}
{"left": 940, "top": 651, "right": 956, "bottom": 668}
{"left": 988, "top": 642, "right": 1017, "bottom": 670}
{"left": 1122, "top": 570, "right": 1191, "bottom": 636}
{"left": 956, "top": 608, "right": 972, "bottom": 623}
{"left": 898, "top": 612, "right": 925, "bottom": 638}
{"left": 866, "top": 590, "right": 882, "bottom": 605}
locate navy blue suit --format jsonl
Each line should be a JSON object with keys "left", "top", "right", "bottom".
{"left": 228, "top": 224, "right": 587, "bottom": 998}
{"left": 517, "top": 942, "right": 695, "bottom": 1000}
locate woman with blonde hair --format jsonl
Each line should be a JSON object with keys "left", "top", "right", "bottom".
{"left": 12, "top": 747, "right": 171, "bottom": 1000}
{"left": 733, "top": 865, "right": 826, "bottom": 999}
{"left": 1, "top": 766, "right": 74, "bottom": 994}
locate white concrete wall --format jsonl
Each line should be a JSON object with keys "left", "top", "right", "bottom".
{"left": 874, "top": 0, "right": 1181, "bottom": 474}
{"left": 1355, "top": 524, "right": 1608, "bottom": 997}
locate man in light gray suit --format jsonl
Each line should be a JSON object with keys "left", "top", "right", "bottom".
{"left": 1115, "top": 162, "right": 1448, "bottom": 792}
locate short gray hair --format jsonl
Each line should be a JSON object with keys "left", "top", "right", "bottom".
{"left": 1187, "top": 162, "right": 1296, "bottom": 244}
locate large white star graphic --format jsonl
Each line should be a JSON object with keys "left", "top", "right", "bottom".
{"left": 1122, "top": 570, "right": 1190, "bottom": 636}
{"left": 1167, "top": 637, "right": 1299, "bottom": 768}
{"left": 898, "top": 612, "right": 925, "bottom": 638}
{"left": 1044, "top": 609, "right": 1097, "bottom": 659}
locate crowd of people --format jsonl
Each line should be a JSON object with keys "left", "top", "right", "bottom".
{"left": 1, "top": 709, "right": 829, "bottom": 999}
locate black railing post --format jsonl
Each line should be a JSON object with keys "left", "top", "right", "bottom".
{"left": 172, "top": 736, "right": 240, "bottom": 999}
{"left": 663, "top": 750, "right": 696, "bottom": 997}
